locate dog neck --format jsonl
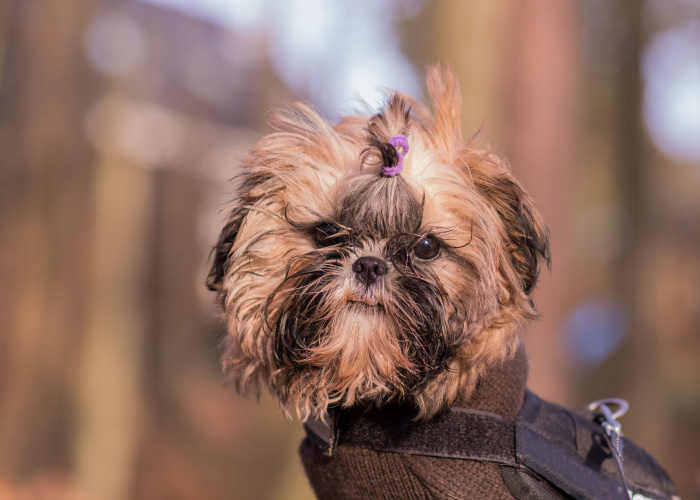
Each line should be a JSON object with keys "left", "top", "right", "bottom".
{"left": 451, "top": 343, "right": 529, "bottom": 421}
{"left": 302, "top": 344, "right": 530, "bottom": 456}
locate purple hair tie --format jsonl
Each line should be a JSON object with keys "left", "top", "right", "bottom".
{"left": 382, "top": 134, "right": 409, "bottom": 177}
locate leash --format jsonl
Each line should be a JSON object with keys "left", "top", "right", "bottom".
{"left": 589, "top": 398, "right": 632, "bottom": 500}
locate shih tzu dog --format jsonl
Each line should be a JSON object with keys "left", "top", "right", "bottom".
{"left": 207, "top": 67, "right": 678, "bottom": 500}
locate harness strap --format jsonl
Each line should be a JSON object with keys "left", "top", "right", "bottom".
{"left": 304, "top": 392, "right": 678, "bottom": 500}
{"left": 351, "top": 405, "right": 516, "bottom": 463}
{"left": 515, "top": 421, "right": 628, "bottom": 499}
{"left": 304, "top": 403, "right": 516, "bottom": 465}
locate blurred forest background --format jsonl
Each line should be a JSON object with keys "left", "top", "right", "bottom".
{"left": 1, "top": 0, "right": 700, "bottom": 499}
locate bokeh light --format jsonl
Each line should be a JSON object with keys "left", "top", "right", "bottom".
{"left": 84, "top": 14, "right": 148, "bottom": 77}
{"left": 643, "top": 22, "right": 700, "bottom": 164}
{"left": 561, "top": 295, "right": 630, "bottom": 370}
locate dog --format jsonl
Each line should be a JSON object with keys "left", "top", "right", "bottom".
{"left": 207, "top": 67, "right": 678, "bottom": 500}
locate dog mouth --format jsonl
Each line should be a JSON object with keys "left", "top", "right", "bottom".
{"left": 348, "top": 297, "right": 380, "bottom": 307}
{"left": 346, "top": 289, "right": 383, "bottom": 307}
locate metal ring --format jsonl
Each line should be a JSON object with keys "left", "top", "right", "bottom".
{"left": 588, "top": 398, "right": 629, "bottom": 420}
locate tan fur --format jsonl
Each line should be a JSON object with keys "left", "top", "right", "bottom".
{"left": 209, "top": 66, "right": 549, "bottom": 420}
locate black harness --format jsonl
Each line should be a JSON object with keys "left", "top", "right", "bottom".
{"left": 304, "top": 391, "right": 678, "bottom": 500}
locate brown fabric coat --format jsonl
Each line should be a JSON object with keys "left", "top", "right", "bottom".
{"left": 299, "top": 346, "right": 530, "bottom": 500}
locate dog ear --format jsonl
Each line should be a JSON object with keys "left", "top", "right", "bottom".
{"left": 207, "top": 166, "right": 278, "bottom": 298}
{"left": 471, "top": 159, "right": 551, "bottom": 295}
{"left": 206, "top": 204, "right": 248, "bottom": 296}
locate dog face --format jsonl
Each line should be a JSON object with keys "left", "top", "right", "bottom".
{"left": 207, "top": 67, "right": 549, "bottom": 419}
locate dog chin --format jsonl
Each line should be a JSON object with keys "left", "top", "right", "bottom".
{"left": 311, "top": 304, "right": 405, "bottom": 399}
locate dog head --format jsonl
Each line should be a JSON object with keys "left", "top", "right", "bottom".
{"left": 207, "top": 66, "right": 549, "bottom": 419}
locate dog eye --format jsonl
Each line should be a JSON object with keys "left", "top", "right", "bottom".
{"left": 313, "top": 223, "right": 346, "bottom": 247}
{"left": 413, "top": 236, "right": 441, "bottom": 260}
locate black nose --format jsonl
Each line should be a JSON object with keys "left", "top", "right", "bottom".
{"left": 352, "top": 256, "right": 388, "bottom": 287}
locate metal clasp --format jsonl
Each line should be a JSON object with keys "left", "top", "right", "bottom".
{"left": 588, "top": 398, "right": 628, "bottom": 445}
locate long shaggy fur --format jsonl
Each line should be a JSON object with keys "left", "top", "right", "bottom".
{"left": 207, "top": 66, "right": 550, "bottom": 420}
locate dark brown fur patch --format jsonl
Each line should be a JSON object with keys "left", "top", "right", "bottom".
{"left": 471, "top": 171, "right": 550, "bottom": 294}
{"left": 335, "top": 175, "right": 423, "bottom": 238}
